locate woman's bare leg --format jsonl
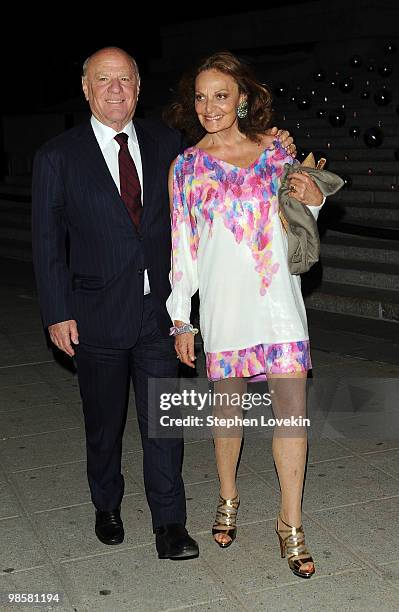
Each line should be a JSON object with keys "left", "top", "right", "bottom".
{"left": 212, "top": 377, "right": 246, "bottom": 545}
{"left": 268, "top": 373, "right": 314, "bottom": 573}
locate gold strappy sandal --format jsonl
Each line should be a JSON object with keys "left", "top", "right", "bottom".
{"left": 275, "top": 514, "right": 315, "bottom": 578}
{"left": 212, "top": 493, "right": 240, "bottom": 548}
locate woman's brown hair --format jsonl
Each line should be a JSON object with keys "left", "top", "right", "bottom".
{"left": 163, "top": 51, "right": 273, "bottom": 145}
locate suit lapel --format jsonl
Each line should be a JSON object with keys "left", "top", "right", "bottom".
{"left": 74, "top": 123, "right": 118, "bottom": 198}
{"left": 134, "top": 120, "right": 159, "bottom": 231}
{"left": 73, "top": 122, "right": 140, "bottom": 233}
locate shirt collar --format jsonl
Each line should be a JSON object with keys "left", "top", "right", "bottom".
{"left": 90, "top": 115, "right": 139, "bottom": 151}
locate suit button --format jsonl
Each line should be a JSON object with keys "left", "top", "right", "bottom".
{"left": 138, "top": 268, "right": 144, "bottom": 275}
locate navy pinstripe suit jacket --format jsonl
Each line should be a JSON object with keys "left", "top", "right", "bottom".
{"left": 32, "top": 119, "right": 182, "bottom": 348}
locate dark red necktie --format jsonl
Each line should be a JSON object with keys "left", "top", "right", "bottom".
{"left": 114, "top": 132, "right": 142, "bottom": 228}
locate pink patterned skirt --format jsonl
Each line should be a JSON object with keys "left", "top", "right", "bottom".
{"left": 206, "top": 340, "right": 311, "bottom": 382}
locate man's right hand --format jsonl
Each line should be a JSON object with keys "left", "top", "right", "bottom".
{"left": 48, "top": 320, "right": 79, "bottom": 357}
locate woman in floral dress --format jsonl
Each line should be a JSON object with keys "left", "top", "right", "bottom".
{"left": 166, "top": 51, "right": 324, "bottom": 578}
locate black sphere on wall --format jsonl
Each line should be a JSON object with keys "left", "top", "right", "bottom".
{"left": 274, "top": 84, "right": 288, "bottom": 97}
{"left": 339, "top": 78, "right": 354, "bottom": 93}
{"left": 297, "top": 95, "right": 312, "bottom": 110}
{"left": 297, "top": 149, "right": 310, "bottom": 162}
{"left": 363, "top": 127, "right": 384, "bottom": 148}
{"left": 349, "top": 126, "right": 361, "bottom": 138}
{"left": 379, "top": 63, "right": 393, "bottom": 77}
{"left": 350, "top": 55, "right": 362, "bottom": 67}
{"left": 313, "top": 70, "right": 326, "bottom": 82}
{"left": 341, "top": 175, "right": 352, "bottom": 189}
{"left": 328, "top": 109, "right": 346, "bottom": 127}
{"left": 384, "top": 42, "right": 397, "bottom": 55}
{"left": 374, "top": 89, "right": 392, "bottom": 106}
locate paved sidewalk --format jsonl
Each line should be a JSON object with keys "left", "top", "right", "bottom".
{"left": 1, "top": 258, "right": 399, "bottom": 611}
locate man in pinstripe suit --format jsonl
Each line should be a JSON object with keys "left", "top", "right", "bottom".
{"left": 32, "top": 47, "right": 199, "bottom": 559}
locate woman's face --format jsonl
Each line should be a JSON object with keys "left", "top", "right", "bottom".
{"left": 194, "top": 69, "right": 245, "bottom": 134}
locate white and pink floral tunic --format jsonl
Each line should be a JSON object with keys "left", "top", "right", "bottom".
{"left": 166, "top": 140, "right": 324, "bottom": 381}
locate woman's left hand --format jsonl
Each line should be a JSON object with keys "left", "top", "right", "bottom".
{"left": 287, "top": 171, "right": 324, "bottom": 206}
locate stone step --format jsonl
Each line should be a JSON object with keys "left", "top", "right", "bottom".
{"left": 0, "top": 199, "right": 31, "bottom": 226}
{"left": 281, "top": 117, "right": 399, "bottom": 129}
{"left": 0, "top": 239, "right": 32, "bottom": 262}
{"left": 328, "top": 174, "right": 398, "bottom": 189}
{"left": 286, "top": 124, "right": 399, "bottom": 138}
{"left": 0, "top": 210, "right": 31, "bottom": 229}
{"left": 279, "top": 77, "right": 399, "bottom": 88}
{"left": 327, "top": 216, "right": 399, "bottom": 231}
{"left": 321, "top": 198, "right": 399, "bottom": 220}
{"left": 0, "top": 200, "right": 32, "bottom": 222}
{"left": 0, "top": 226, "right": 31, "bottom": 244}
{"left": 295, "top": 135, "right": 398, "bottom": 149}
{"left": 278, "top": 101, "right": 399, "bottom": 112}
{"left": 0, "top": 198, "right": 31, "bottom": 212}
{"left": 325, "top": 220, "right": 399, "bottom": 241}
{"left": 336, "top": 203, "right": 399, "bottom": 223}
{"left": 272, "top": 71, "right": 399, "bottom": 85}
{"left": 0, "top": 194, "right": 32, "bottom": 241}
{"left": 276, "top": 102, "right": 399, "bottom": 117}
{"left": 277, "top": 115, "right": 398, "bottom": 129}
{"left": 330, "top": 189, "right": 398, "bottom": 204}
{"left": 312, "top": 149, "right": 396, "bottom": 161}
{"left": 327, "top": 160, "right": 399, "bottom": 174}
{"left": 0, "top": 182, "right": 31, "bottom": 196}
{"left": 307, "top": 172, "right": 399, "bottom": 190}
{"left": 290, "top": 93, "right": 399, "bottom": 104}
{"left": 321, "top": 231, "right": 399, "bottom": 264}
{"left": 0, "top": 196, "right": 31, "bottom": 211}
{"left": 307, "top": 308, "right": 399, "bottom": 343}
{"left": 304, "top": 281, "right": 399, "bottom": 322}
{"left": 0, "top": 196, "right": 32, "bottom": 260}
{"left": 322, "top": 256, "right": 399, "bottom": 290}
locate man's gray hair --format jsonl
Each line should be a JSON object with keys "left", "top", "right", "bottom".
{"left": 82, "top": 47, "right": 139, "bottom": 79}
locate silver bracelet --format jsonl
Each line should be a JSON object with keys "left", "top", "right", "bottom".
{"left": 169, "top": 323, "right": 199, "bottom": 336}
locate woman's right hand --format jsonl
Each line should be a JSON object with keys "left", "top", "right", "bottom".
{"left": 287, "top": 171, "right": 324, "bottom": 206}
{"left": 174, "top": 321, "right": 196, "bottom": 368}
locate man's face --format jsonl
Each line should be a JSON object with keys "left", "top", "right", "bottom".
{"left": 82, "top": 49, "right": 140, "bottom": 131}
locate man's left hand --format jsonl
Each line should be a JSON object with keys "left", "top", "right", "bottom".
{"left": 267, "top": 126, "right": 296, "bottom": 157}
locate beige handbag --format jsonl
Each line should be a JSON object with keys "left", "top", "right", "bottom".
{"left": 278, "top": 153, "right": 344, "bottom": 275}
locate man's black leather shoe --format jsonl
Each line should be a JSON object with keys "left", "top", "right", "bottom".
{"left": 95, "top": 509, "right": 124, "bottom": 545}
{"left": 155, "top": 523, "right": 199, "bottom": 560}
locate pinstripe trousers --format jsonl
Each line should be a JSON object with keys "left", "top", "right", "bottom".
{"left": 75, "top": 294, "right": 186, "bottom": 529}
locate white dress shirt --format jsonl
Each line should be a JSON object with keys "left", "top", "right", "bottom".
{"left": 90, "top": 115, "right": 150, "bottom": 294}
